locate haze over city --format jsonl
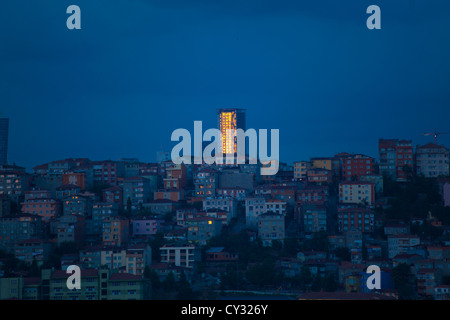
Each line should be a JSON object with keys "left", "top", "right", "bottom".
{"left": 1, "top": 0, "right": 450, "bottom": 170}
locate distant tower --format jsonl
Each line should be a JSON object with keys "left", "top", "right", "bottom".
{"left": 0, "top": 118, "right": 9, "bottom": 165}
{"left": 217, "top": 108, "right": 246, "bottom": 156}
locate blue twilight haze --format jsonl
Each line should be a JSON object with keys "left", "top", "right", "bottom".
{"left": 1, "top": 0, "right": 450, "bottom": 170}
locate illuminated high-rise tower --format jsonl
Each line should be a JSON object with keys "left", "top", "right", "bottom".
{"left": 217, "top": 108, "right": 246, "bottom": 155}
{"left": 0, "top": 118, "right": 8, "bottom": 166}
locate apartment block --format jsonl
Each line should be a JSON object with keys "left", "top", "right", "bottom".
{"left": 339, "top": 181, "right": 375, "bottom": 205}
{"left": 415, "top": 143, "right": 450, "bottom": 178}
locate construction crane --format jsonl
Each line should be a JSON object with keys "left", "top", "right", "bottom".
{"left": 421, "top": 132, "right": 450, "bottom": 144}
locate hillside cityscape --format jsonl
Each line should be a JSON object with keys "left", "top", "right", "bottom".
{"left": 0, "top": 110, "right": 450, "bottom": 301}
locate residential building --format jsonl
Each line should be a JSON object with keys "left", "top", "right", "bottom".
{"left": 293, "top": 161, "right": 311, "bottom": 179}
{"left": 0, "top": 169, "right": 30, "bottom": 202}
{"left": 265, "top": 199, "right": 287, "bottom": 215}
{"left": 306, "top": 168, "right": 333, "bottom": 185}
{"left": 102, "top": 186, "right": 123, "bottom": 208}
{"left": 91, "top": 160, "right": 120, "bottom": 186}
{"left": 296, "top": 186, "right": 328, "bottom": 205}
{"left": 338, "top": 207, "right": 374, "bottom": 233}
{"left": 434, "top": 285, "right": 450, "bottom": 300}
{"left": 0, "top": 214, "right": 44, "bottom": 253}
{"left": 163, "top": 163, "right": 187, "bottom": 189}
{"left": 311, "top": 157, "right": 333, "bottom": 171}
{"left": 301, "top": 205, "right": 327, "bottom": 233}
{"left": 142, "top": 199, "right": 178, "bottom": 215}
{"left": 379, "top": 139, "right": 414, "bottom": 181}
{"left": 203, "top": 197, "right": 237, "bottom": 222}
{"left": 258, "top": 212, "right": 285, "bottom": 247}
{"left": 154, "top": 189, "right": 184, "bottom": 202}
{"left": 384, "top": 223, "right": 410, "bottom": 236}
{"left": 415, "top": 143, "right": 450, "bottom": 178}
{"left": 341, "top": 154, "right": 375, "bottom": 181}
{"left": 360, "top": 174, "right": 383, "bottom": 194}
{"left": 21, "top": 198, "right": 61, "bottom": 222}
{"left": 122, "top": 176, "right": 152, "bottom": 209}
{"left": 219, "top": 170, "right": 254, "bottom": 191}
{"left": 63, "top": 195, "right": 92, "bottom": 216}
{"left": 62, "top": 172, "right": 86, "bottom": 190}
{"left": 131, "top": 217, "right": 162, "bottom": 236}
{"left": 194, "top": 169, "right": 219, "bottom": 197}
{"left": 89, "top": 202, "right": 119, "bottom": 237}
{"left": 160, "top": 244, "right": 199, "bottom": 268}
{"left": 102, "top": 216, "right": 129, "bottom": 247}
{"left": 245, "top": 197, "right": 267, "bottom": 228}
{"left": 56, "top": 184, "right": 81, "bottom": 201}
{"left": 186, "top": 217, "right": 222, "bottom": 245}
{"left": 388, "top": 235, "right": 421, "bottom": 259}
{"left": 125, "top": 244, "right": 152, "bottom": 276}
{"left": 417, "top": 268, "right": 443, "bottom": 297}
{"left": 14, "top": 239, "right": 53, "bottom": 266}
{"left": 339, "top": 181, "right": 375, "bottom": 205}
{"left": 57, "top": 214, "right": 86, "bottom": 246}
{"left": 216, "top": 187, "right": 248, "bottom": 200}
{"left": 24, "top": 189, "right": 52, "bottom": 201}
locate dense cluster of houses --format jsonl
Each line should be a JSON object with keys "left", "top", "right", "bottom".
{"left": 0, "top": 137, "right": 449, "bottom": 300}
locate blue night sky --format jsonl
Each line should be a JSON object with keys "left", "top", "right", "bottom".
{"left": 1, "top": 0, "right": 450, "bottom": 170}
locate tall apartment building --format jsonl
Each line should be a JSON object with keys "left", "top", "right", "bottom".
{"left": 102, "top": 216, "right": 129, "bottom": 247}
{"left": 379, "top": 139, "right": 414, "bottom": 181}
{"left": 217, "top": 108, "right": 246, "bottom": 156}
{"left": 415, "top": 143, "right": 450, "bottom": 178}
{"left": 0, "top": 118, "right": 9, "bottom": 165}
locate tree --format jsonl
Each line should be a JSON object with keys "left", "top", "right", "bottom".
{"left": 323, "top": 273, "right": 337, "bottom": 292}
{"left": 162, "top": 271, "right": 176, "bottom": 292}
{"left": 299, "top": 264, "right": 312, "bottom": 291}
{"left": 392, "top": 263, "right": 415, "bottom": 300}
{"left": 148, "top": 232, "right": 165, "bottom": 262}
{"left": 334, "top": 247, "right": 350, "bottom": 261}
{"left": 126, "top": 197, "right": 132, "bottom": 217}
{"left": 29, "top": 257, "right": 40, "bottom": 277}
{"left": 311, "top": 274, "right": 322, "bottom": 292}
{"left": 176, "top": 271, "right": 196, "bottom": 300}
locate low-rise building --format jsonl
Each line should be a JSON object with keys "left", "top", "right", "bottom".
{"left": 339, "top": 181, "right": 375, "bottom": 205}
{"left": 258, "top": 212, "right": 285, "bottom": 247}
{"left": 186, "top": 217, "right": 222, "bottom": 245}
{"left": 160, "top": 244, "right": 199, "bottom": 268}
{"left": 388, "top": 235, "right": 421, "bottom": 259}
{"left": 338, "top": 207, "right": 374, "bottom": 233}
